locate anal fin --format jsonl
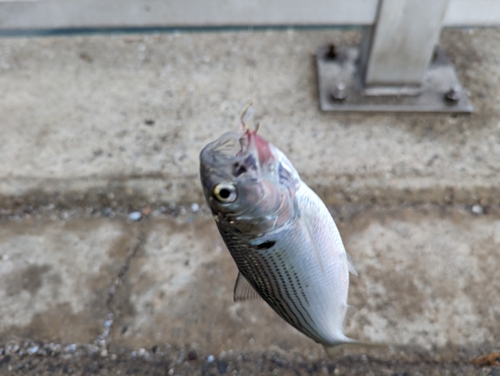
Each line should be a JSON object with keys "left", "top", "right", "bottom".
{"left": 342, "top": 305, "right": 358, "bottom": 327}
{"left": 323, "top": 341, "right": 386, "bottom": 358}
{"left": 323, "top": 341, "right": 388, "bottom": 359}
{"left": 233, "top": 272, "right": 261, "bottom": 302}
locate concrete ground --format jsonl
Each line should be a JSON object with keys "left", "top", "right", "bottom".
{"left": 0, "top": 27, "right": 499, "bottom": 375}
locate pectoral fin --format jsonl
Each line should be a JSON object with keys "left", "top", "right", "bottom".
{"left": 233, "top": 272, "right": 261, "bottom": 302}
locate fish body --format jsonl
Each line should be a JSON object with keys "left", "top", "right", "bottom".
{"left": 199, "top": 124, "right": 361, "bottom": 350}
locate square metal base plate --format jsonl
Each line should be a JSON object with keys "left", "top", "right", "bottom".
{"left": 317, "top": 47, "right": 473, "bottom": 113}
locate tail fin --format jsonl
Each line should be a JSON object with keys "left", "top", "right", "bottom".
{"left": 323, "top": 340, "right": 386, "bottom": 358}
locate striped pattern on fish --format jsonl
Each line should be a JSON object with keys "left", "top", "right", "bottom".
{"left": 217, "top": 182, "right": 352, "bottom": 347}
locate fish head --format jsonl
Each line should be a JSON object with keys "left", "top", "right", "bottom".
{"left": 200, "top": 129, "right": 299, "bottom": 234}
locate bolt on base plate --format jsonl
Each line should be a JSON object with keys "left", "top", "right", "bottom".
{"left": 317, "top": 46, "right": 473, "bottom": 113}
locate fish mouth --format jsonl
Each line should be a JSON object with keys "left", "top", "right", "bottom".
{"left": 200, "top": 132, "right": 245, "bottom": 168}
{"left": 200, "top": 130, "right": 273, "bottom": 174}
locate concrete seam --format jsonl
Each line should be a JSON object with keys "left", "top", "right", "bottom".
{"left": 93, "top": 222, "right": 147, "bottom": 357}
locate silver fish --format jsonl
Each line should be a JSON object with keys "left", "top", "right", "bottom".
{"left": 199, "top": 108, "right": 370, "bottom": 355}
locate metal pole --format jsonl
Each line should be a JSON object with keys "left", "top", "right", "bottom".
{"left": 361, "top": 0, "right": 449, "bottom": 93}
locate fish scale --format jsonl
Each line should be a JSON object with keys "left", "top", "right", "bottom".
{"left": 215, "top": 182, "right": 350, "bottom": 346}
{"left": 218, "top": 221, "right": 323, "bottom": 342}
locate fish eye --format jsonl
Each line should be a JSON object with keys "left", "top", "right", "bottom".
{"left": 213, "top": 183, "right": 237, "bottom": 203}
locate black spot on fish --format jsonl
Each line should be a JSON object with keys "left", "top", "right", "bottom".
{"left": 244, "top": 154, "right": 257, "bottom": 169}
{"left": 233, "top": 162, "right": 247, "bottom": 176}
{"left": 256, "top": 240, "right": 276, "bottom": 250}
{"left": 278, "top": 162, "right": 292, "bottom": 184}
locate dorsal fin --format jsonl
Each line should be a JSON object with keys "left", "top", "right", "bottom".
{"left": 346, "top": 252, "right": 358, "bottom": 276}
{"left": 233, "top": 272, "right": 261, "bottom": 302}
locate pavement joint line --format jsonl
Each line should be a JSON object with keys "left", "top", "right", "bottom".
{"left": 2, "top": 180, "right": 500, "bottom": 214}
{"left": 0, "top": 352, "right": 496, "bottom": 375}
{"left": 0, "top": 202, "right": 197, "bottom": 222}
{"left": 92, "top": 222, "right": 148, "bottom": 357}
{"left": 0, "top": 202, "right": 498, "bottom": 223}
{"left": 0, "top": 345, "right": 491, "bottom": 367}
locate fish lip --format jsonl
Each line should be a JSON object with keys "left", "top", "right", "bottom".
{"left": 200, "top": 131, "right": 245, "bottom": 166}
{"left": 200, "top": 130, "right": 264, "bottom": 169}
{"left": 200, "top": 130, "right": 275, "bottom": 198}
